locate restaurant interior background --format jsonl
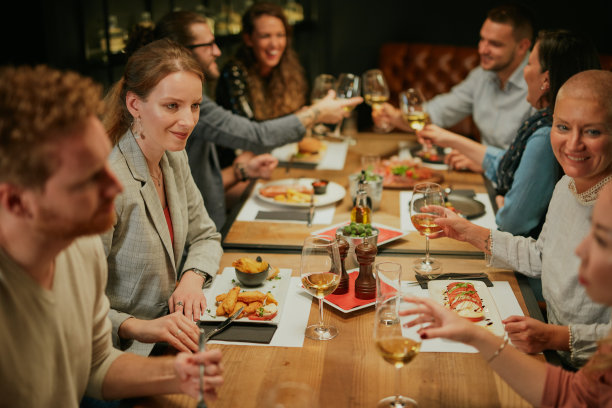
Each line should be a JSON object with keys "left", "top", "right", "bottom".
{"left": 2, "top": 0, "right": 609, "bottom": 126}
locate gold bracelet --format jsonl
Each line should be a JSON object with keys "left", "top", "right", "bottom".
{"left": 487, "top": 335, "right": 509, "bottom": 363}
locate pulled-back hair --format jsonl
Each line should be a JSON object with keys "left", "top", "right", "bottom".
{"left": 155, "top": 11, "right": 208, "bottom": 46}
{"left": 103, "top": 38, "right": 204, "bottom": 144}
{"left": 536, "top": 29, "right": 600, "bottom": 111}
{"left": 487, "top": 4, "right": 535, "bottom": 43}
{"left": 234, "top": 1, "right": 306, "bottom": 120}
{"left": 0, "top": 65, "right": 102, "bottom": 188}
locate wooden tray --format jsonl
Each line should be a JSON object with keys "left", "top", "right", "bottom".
{"left": 382, "top": 172, "right": 444, "bottom": 189}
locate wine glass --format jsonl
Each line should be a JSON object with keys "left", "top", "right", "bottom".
{"left": 301, "top": 235, "right": 342, "bottom": 340}
{"left": 374, "top": 293, "right": 421, "bottom": 407}
{"left": 399, "top": 88, "right": 438, "bottom": 158}
{"left": 409, "top": 182, "right": 445, "bottom": 276}
{"left": 375, "top": 261, "right": 402, "bottom": 310}
{"left": 333, "top": 73, "right": 361, "bottom": 144}
{"left": 362, "top": 69, "right": 392, "bottom": 133}
{"left": 311, "top": 74, "right": 336, "bottom": 137}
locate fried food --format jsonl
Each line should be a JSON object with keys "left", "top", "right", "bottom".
{"left": 273, "top": 188, "right": 313, "bottom": 203}
{"left": 213, "top": 287, "right": 280, "bottom": 321}
{"left": 233, "top": 257, "right": 269, "bottom": 274}
{"left": 238, "top": 290, "right": 267, "bottom": 303}
{"left": 222, "top": 286, "right": 240, "bottom": 315}
{"left": 267, "top": 267, "right": 280, "bottom": 280}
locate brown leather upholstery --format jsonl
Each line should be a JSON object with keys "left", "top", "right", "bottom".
{"left": 379, "top": 43, "right": 480, "bottom": 138}
{"left": 600, "top": 54, "right": 612, "bottom": 71}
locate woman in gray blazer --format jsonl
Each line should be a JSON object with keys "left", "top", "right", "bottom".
{"left": 101, "top": 39, "right": 222, "bottom": 356}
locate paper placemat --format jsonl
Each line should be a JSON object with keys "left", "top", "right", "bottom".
{"left": 400, "top": 191, "right": 496, "bottom": 231}
{"left": 236, "top": 182, "right": 336, "bottom": 224}
{"left": 271, "top": 141, "right": 349, "bottom": 170}
{"left": 402, "top": 280, "right": 523, "bottom": 353}
{"left": 204, "top": 277, "right": 311, "bottom": 347}
{"left": 414, "top": 273, "right": 492, "bottom": 289}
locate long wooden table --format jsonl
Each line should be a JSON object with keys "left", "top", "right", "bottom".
{"left": 132, "top": 253, "right": 539, "bottom": 408}
{"left": 222, "top": 132, "right": 490, "bottom": 256}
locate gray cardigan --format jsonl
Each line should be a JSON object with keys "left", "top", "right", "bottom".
{"left": 101, "top": 131, "right": 222, "bottom": 355}
{"left": 186, "top": 95, "right": 305, "bottom": 230}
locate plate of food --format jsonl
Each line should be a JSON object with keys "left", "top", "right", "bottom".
{"left": 377, "top": 157, "right": 444, "bottom": 189}
{"left": 257, "top": 178, "right": 346, "bottom": 207}
{"left": 428, "top": 280, "right": 504, "bottom": 336}
{"left": 411, "top": 145, "right": 446, "bottom": 164}
{"left": 271, "top": 137, "right": 327, "bottom": 166}
{"left": 202, "top": 264, "right": 291, "bottom": 325}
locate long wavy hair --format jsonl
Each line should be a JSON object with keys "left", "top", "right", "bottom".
{"left": 103, "top": 38, "right": 203, "bottom": 145}
{"left": 234, "top": 2, "right": 306, "bottom": 120}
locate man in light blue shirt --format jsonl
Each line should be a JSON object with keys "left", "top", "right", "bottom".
{"left": 379, "top": 5, "right": 534, "bottom": 171}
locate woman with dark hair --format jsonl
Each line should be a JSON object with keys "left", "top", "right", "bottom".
{"left": 102, "top": 38, "right": 222, "bottom": 356}
{"left": 418, "top": 29, "right": 601, "bottom": 238}
{"left": 216, "top": 2, "right": 308, "bottom": 121}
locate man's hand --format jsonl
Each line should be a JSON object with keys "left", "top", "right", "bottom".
{"left": 311, "top": 90, "right": 363, "bottom": 124}
{"left": 174, "top": 349, "right": 224, "bottom": 401}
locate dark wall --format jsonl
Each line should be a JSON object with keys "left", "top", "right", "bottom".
{"left": 1, "top": 0, "right": 610, "bottom": 83}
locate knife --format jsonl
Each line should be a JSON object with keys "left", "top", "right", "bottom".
{"left": 307, "top": 194, "right": 315, "bottom": 227}
{"left": 200, "top": 306, "right": 244, "bottom": 342}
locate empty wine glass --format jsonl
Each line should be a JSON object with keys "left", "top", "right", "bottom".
{"left": 409, "top": 182, "right": 445, "bottom": 277}
{"left": 374, "top": 294, "right": 421, "bottom": 407}
{"left": 301, "top": 235, "right": 342, "bottom": 340}
{"left": 375, "top": 262, "right": 402, "bottom": 310}
{"left": 333, "top": 73, "right": 361, "bottom": 144}
{"left": 362, "top": 69, "right": 392, "bottom": 133}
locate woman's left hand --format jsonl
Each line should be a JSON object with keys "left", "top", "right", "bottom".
{"left": 170, "top": 271, "right": 208, "bottom": 321}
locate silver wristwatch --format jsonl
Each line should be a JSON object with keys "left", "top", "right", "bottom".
{"left": 189, "top": 268, "right": 214, "bottom": 288}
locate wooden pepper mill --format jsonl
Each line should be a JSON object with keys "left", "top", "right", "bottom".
{"left": 354, "top": 240, "right": 377, "bottom": 299}
{"left": 332, "top": 237, "right": 350, "bottom": 295}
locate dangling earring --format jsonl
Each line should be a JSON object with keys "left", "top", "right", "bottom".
{"left": 132, "top": 117, "right": 143, "bottom": 139}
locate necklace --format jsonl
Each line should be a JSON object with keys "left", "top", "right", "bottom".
{"left": 151, "top": 166, "right": 163, "bottom": 187}
{"left": 568, "top": 175, "right": 612, "bottom": 204}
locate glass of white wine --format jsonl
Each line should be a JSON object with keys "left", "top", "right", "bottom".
{"left": 398, "top": 88, "right": 429, "bottom": 132}
{"left": 374, "top": 294, "right": 421, "bottom": 407}
{"left": 301, "top": 235, "right": 342, "bottom": 340}
{"left": 362, "top": 69, "right": 392, "bottom": 133}
{"left": 409, "top": 182, "right": 445, "bottom": 277}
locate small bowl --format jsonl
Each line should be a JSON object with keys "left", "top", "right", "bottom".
{"left": 312, "top": 179, "right": 329, "bottom": 195}
{"left": 235, "top": 267, "right": 269, "bottom": 287}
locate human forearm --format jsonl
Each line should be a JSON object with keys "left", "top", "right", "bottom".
{"left": 102, "top": 354, "right": 179, "bottom": 399}
{"left": 443, "top": 135, "right": 487, "bottom": 165}
{"left": 295, "top": 105, "right": 321, "bottom": 129}
{"left": 469, "top": 329, "right": 547, "bottom": 406}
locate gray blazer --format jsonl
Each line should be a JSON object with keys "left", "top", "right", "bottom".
{"left": 101, "top": 131, "right": 222, "bottom": 355}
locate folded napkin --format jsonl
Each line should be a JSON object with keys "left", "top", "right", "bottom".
{"left": 198, "top": 322, "right": 278, "bottom": 344}
{"left": 255, "top": 210, "right": 309, "bottom": 222}
{"left": 414, "top": 273, "right": 492, "bottom": 289}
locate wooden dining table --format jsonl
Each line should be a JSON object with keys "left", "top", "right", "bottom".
{"left": 129, "top": 132, "right": 543, "bottom": 407}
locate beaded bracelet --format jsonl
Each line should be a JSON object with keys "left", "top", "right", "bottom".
{"left": 568, "top": 326, "right": 574, "bottom": 359}
{"left": 487, "top": 335, "right": 509, "bottom": 363}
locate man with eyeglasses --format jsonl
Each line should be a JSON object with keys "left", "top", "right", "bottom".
{"left": 153, "top": 11, "right": 361, "bottom": 231}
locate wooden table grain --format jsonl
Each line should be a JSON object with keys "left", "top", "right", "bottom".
{"left": 222, "top": 132, "right": 489, "bottom": 256}
{"left": 131, "top": 253, "right": 539, "bottom": 408}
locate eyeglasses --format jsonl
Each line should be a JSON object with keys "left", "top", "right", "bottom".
{"left": 187, "top": 40, "right": 216, "bottom": 49}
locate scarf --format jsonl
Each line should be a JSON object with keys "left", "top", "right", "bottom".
{"left": 496, "top": 108, "right": 553, "bottom": 196}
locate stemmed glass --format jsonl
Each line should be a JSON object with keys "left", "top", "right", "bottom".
{"left": 333, "top": 73, "right": 361, "bottom": 144}
{"left": 399, "top": 88, "right": 437, "bottom": 158}
{"left": 311, "top": 74, "right": 336, "bottom": 137}
{"left": 374, "top": 288, "right": 420, "bottom": 407}
{"left": 301, "top": 235, "right": 342, "bottom": 340}
{"left": 409, "top": 182, "right": 445, "bottom": 276}
{"left": 362, "top": 69, "right": 392, "bottom": 133}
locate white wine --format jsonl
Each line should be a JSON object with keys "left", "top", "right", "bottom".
{"left": 343, "top": 105, "right": 356, "bottom": 113}
{"left": 376, "top": 337, "right": 421, "bottom": 368}
{"left": 411, "top": 214, "right": 443, "bottom": 236}
{"left": 402, "top": 111, "right": 430, "bottom": 131}
{"left": 364, "top": 94, "right": 389, "bottom": 108}
{"left": 302, "top": 273, "right": 340, "bottom": 298}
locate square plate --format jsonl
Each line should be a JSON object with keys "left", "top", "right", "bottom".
{"left": 323, "top": 270, "right": 375, "bottom": 313}
{"left": 311, "top": 222, "right": 406, "bottom": 246}
{"left": 428, "top": 280, "right": 504, "bottom": 336}
{"left": 201, "top": 267, "right": 292, "bottom": 325}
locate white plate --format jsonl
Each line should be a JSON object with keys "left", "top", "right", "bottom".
{"left": 202, "top": 267, "right": 292, "bottom": 325}
{"left": 256, "top": 178, "right": 346, "bottom": 208}
{"left": 428, "top": 280, "right": 504, "bottom": 336}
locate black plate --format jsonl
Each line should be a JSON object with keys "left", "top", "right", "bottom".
{"left": 445, "top": 194, "right": 485, "bottom": 219}
{"left": 410, "top": 145, "right": 446, "bottom": 164}
{"left": 414, "top": 194, "right": 485, "bottom": 220}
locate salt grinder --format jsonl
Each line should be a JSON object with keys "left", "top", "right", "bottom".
{"left": 354, "top": 241, "right": 377, "bottom": 299}
{"left": 332, "top": 237, "right": 350, "bottom": 295}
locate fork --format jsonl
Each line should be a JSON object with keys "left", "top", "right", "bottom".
{"left": 196, "top": 329, "right": 207, "bottom": 408}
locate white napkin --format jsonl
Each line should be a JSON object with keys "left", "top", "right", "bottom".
{"left": 403, "top": 281, "right": 523, "bottom": 353}
{"left": 400, "top": 191, "right": 497, "bottom": 231}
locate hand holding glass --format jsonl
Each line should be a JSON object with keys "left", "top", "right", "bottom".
{"left": 301, "top": 235, "right": 341, "bottom": 340}
{"left": 362, "top": 69, "right": 392, "bottom": 133}
{"left": 333, "top": 73, "right": 360, "bottom": 143}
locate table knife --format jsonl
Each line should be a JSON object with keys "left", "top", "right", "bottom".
{"left": 200, "top": 306, "right": 244, "bottom": 342}
{"left": 307, "top": 194, "right": 315, "bottom": 227}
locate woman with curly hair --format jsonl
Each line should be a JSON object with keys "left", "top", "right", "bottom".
{"left": 216, "top": 2, "right": 308, "bottom": 167}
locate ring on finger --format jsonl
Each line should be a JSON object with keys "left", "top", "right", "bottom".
{"left": 177, "top": 329, "right": 182, "bottom": 336}
{"left": 176, "top": 301, "right": 184, "bottom": 308}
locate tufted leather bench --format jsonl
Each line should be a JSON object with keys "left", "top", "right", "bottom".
{"left": 379, "top": 42, "right": 481, "bottom": 138}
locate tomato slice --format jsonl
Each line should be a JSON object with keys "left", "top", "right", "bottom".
{"left": 247, "top": 311, "right": 277, "bottom": 321}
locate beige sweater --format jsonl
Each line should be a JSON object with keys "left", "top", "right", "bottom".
{"left": 0, "top": 235, "right": 122, "bottom": 407}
